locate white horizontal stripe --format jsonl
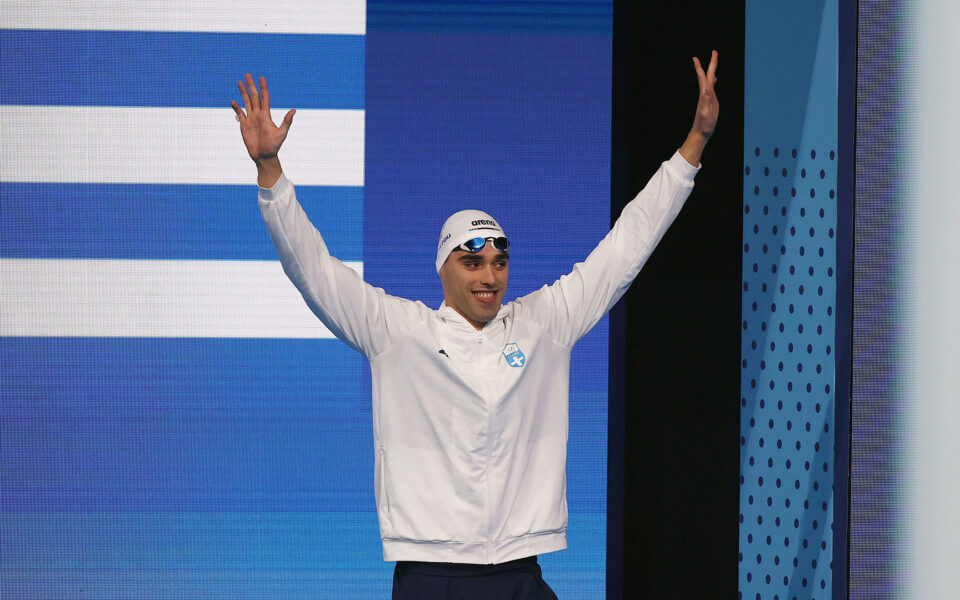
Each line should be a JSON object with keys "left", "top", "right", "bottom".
{"left": 1, "top": 0, "right": 365, "bottom": 35}
{"left": 2, "top": 106, "right": 364, "bottom": 187}
{"left": 0, "top": 259, "right": 362, "bottom": 339}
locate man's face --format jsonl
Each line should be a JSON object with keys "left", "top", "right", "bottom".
{"left": 439, "top": 244, "right": 509, "bottom": 329}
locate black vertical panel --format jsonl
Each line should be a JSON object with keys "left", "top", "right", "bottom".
{"left": 834, "top": 0, "right": 857, "bottom": 597}
{"left": 609, "top": 2, "right": 743, "bottom": 597}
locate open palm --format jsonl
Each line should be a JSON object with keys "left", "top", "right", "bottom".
{"left": 231, "top": 74, "right": 296, "bottom": 163}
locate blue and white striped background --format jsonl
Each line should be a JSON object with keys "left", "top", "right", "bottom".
{"left": 1, "top": 3, "right": 384, "bottom": 598}
{"left": 1, "top": 1, "right": 365, "bottom": 340}
{"left": 2, "top": 2, "right": 612, "bottom": 597}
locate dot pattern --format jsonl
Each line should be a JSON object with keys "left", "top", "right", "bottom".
{"left": 741, "top": 145, "right": 836, "bottom": 600}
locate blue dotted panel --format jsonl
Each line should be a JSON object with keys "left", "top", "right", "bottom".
{"left": 740, "top": 146, "right": 836, "bottom": 600}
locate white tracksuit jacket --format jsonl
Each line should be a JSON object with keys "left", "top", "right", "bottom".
{"left": 258, "top": 151, "right": 699, "bottom": 564}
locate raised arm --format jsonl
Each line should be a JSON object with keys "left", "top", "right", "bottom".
{"left": 232, "top": 75, "right": 427, "bottom": 357}
{"left": 230, "top": 74, "right": 296, "bottom": 188}
{"left": 678, "top": 50, "right": 719, "bottom": 167}
{"left": 516, "top": 52, "right": 719, "bottom": 346}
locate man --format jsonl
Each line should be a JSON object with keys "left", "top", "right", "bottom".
{"left": 231, "top": 51, "right": 718, "bottom": 599}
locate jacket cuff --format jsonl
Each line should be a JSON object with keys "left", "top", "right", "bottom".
{"left": 257, "top": 172, "right": 292, "bottom": 204}
{"left": 670, "top": 149, "right": 702, "bottom": 179}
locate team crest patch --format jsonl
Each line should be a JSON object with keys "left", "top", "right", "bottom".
{"left": 502, "top": 342, "right": 526, "bottom": 368}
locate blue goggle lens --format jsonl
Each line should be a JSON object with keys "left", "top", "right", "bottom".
{"left": 460, "top": 236, "right": 510, "bottom": 253}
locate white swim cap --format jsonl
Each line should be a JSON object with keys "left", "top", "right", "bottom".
{"left": 435, "top": 209, "right": 507, "bottom": 273}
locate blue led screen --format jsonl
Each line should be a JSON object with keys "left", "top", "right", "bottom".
{"left": 1, "top": 2, "right": 612, "bottom": 597}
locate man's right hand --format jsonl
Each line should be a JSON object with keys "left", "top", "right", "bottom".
{"left": 231, "top": 74, "right": 295, "bottom": 188}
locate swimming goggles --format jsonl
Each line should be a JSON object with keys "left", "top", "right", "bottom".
{"left": 457, "top": 236, "right": 510, "bottom": 253}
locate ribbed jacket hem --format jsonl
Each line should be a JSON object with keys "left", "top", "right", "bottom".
{"left": 382, "top": 530, "right": 567, "bottom": 565}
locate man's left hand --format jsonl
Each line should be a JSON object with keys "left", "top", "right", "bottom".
{"left": 679, "top": 50, "right": 719, "bottom": 167}
{"left": 692, "top": 50, "right": 719, "bottom": 139}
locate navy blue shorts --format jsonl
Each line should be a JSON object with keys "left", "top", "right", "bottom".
{"left": 391, "top": 555, "right": 559, "bottom": 600}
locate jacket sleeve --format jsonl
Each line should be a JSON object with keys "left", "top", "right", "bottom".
{"left": 258, "top": 174, "right": 426, "bottom": 357}
{"left": 514, "top": 151, "right": 700, "bottom": 348}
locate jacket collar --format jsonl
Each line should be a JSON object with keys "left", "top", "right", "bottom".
{"left": 438, "top": 301, "right": 510, "bottom": 330}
